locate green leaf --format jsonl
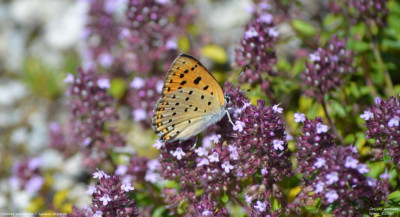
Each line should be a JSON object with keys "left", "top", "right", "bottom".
{"left": 109, "top": 78, "right": 126, "bottom": 100}
{"left": 177, "top": 200, "right": 188, "bottom": 215}
{"left": 322, "top": 14, "right": 343, "bottom": 31}
{"left": 221, "top": 194, "right": 229, "bottom": 203}
{"left": 330, "top": 100, "right": 346, "bottom": 117}
{"left": 152, "top": 207, "right": 166, "bottom": 217}
{"left": 291, "top": 19, "right": 316, "bottom": 37}
{"left": 178, "top": 36, "right": 191, "bottom": 53}
{"left": 201, "top": 45, "right": 228, "bottom": 64}
{"left": 388, "top": 190, "right": 400, "bottom": 200}
{"left": 367, "top": 161, "right": 386, "bottom": 178}
{"left": 383, "top": 149, "right": 392, "bottom": 163}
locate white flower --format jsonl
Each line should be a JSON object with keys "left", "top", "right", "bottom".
{"left": 121, "top": 183, "right": 135, "bottom": 192}
{"left": 210, "top": 134, "right": 221, "bottom": 144}
{"left": 360, "top": 110, "right": 374, "bottom": 121}
{"left": 221, "top": 161, "right": 233, "bottom": 173}
{"left": 375, "top": 97, "right": 381, "bottom": 105}
{"left": 379, "top": 168, "right": 391, "bottom": 180}
{"left": 195, "top": 147, "right": 208, "bottom": 157}
{"left": 197, "top": 158, "right": 210, "bottom": 167}
{"left": 130, "top": 77, "right": 145, "bottom": 89}
{"left": 155, "top": 0, "right": 169, "bottom": 4}
{"left": 147, "top": 159, "right": 160, "bottom": 171}
{"left": 254, "top": 200, "right": 266, "bottom": 212}
{"left": 202, "top": 209, "right": 212, "bottom": 216}
{"left": 325, "top": 190, "right": 338, "bottom": 203}
{"left": 261, "top": 168, "right": 268, "bottom": 175}
{"left": 85, "top": 185, "right": 96, "bottom": 194}
{"left": 388, "top": 116, "right": 400, "bottom": 127}
{"left": 145, "top": 171, "right": 161, "bottom": 183}
{"left": 316, "top": 122, "right": 329, "bottom": 134}
{"left": 309, "top": 51, "right": 321, "bottom": 62}
{"left": 357, "top": 164, "right": 369, "bottom": 174}
{"left": 93, "top": 169, "right": 110, "bottom": 179}
{"left": 315, "top": 182, "right": 324, "bottom": 193}
{"left": 115, "top": 165, "right": 128, "bottom": 175}
{"left": 93, "top": 211, "right": 103, "bottom": 217}
{"left": 233, "top": 120, "right": 245, "bottom": 132}
{"left": 245, "top": 27, "right": 259, "bottom": 38}
{"left": 99, "top": 194, "right": 112, "bottom": 206}
{"left": 366, "top": 177, "right": 377, "bottom": 187}
{"left": 344, "top": 156, "right": 359, "bottom": 169}
{"left": 294, "top": 112, "right": 306, "bottom": 123}
{"left": 245, "top": 195, "right": 252, "bottom": 204}
{"left": 235, "top": 102, "right": 252, "bottom": 114}
{"left": 152, "top": 139, "right": 164, "bottom": 149}
{"left": 165, "top": 39, "right": 177, "bottom": 50}
{"left": 326, "top": 172, "right": 339, "bottom": 185}
{"left": 64, "top": 73, "right": 74, "bottom": 83}
{"left": 208, "top": 152, "right": 219, "bottom": 162}
{"left": 272, "top": 139, "right": 284, "bottom": 151}
{"left": 133, "top": 109, "right": 147, "bottom": 122}
{"left": 98, "top": 52, "right": 113, "bottom": 68}
{"left": 314, "top": 158, "right": 326, "bottom": 168}
{"left": 259, "top": 13, "right": 272, "bottom": 24}
{"left": 172, "top": 148, "right": 186, "bottom": 160}
{"left": 97, "top": 78, "right": 110, "bottom": 89}
{"left": 268, "top": 27, "right": 279, "bottom": 37}
{"left": 228, "top": 145, "right": 239, "bottom": 160}
{"left": 272, "top": 104, "right": 283, "bottom": 113}
{"left": 156, "top": 80, "right": 163, "bottom": 93}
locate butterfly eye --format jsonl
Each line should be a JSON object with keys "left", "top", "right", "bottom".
{"left": 225, "top": 95, "right": 230, "bottom": 103}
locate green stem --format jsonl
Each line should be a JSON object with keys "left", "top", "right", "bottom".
{"left": 321, "top": 98, "right": 344, "bottom": 145}
{"left": 367, "top": 25, "right": 394, "bottom": 96}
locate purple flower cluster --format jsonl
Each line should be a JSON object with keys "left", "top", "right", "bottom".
{"left": 65, "top": 69, "right": 125, "bottom": 169}
{"left": 128, "top": 77, "right": 163, "bottom": 127}
{"left": 223, "top": 84, "right": 292, "bottom": 184}
{"left": 311, "top": 146, "right": 389, "bottom": 216}
{"left": 80, "top": 0, "right": 124, "bottom": 72}
{"left": 341, "top": 0, "right": 389, "bottom": 26}
{"left": 188, "top": 195, "right": 229, "bottom": 217}
{"left": 301, "top": 35, "right": 353, "bottom": 101}
{"left": 292, "top": 113, "right": 390, "bottom": 216}
{"left": 9, "top": 158, "right": 44, "bottom": 194}
{"left": 235, "top": 10, "right": 278, "bottom": 86}
{"left": 154, "top": 83, "right": 292, "bottom": 215}
{"left": 360, "top": 96, "right": 400, "bottom": 166}
{"left": 295, "top": 116, "right": 335, "bottom": 176}
{"left": 69, "top": 170, "right": 138, "bottom": 217}
{"left": 49, "top": 122, "right": 79, "bottom": 157}
{"left": 124, "top": 0, "right": 195, "bottom": 76}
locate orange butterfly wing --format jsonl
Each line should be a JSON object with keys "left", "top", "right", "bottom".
{"left": 161, "top": 54, "right": 225, "bottom": 106}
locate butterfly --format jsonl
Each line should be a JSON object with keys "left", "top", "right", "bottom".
{"left": 152, "top": 54, "right": 233, "bottom": 142}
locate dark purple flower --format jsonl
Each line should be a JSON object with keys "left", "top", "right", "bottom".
{"left": 295, "top": 117, "right": 335, "bottom": 176}
{"left": 124, "top": 0, "right": 196, "bottom": 76}
{"left": 235, "top": 12, "right": 278, "bottom": 86}
{"left": 67, "top": 68, "right": 125, "bottom": 170}
{"left": 311, "top": 146, "right": 389, "bottom": 216}
{"left": 301, "top": 35, "right": 353, "bottom": 101}
{"left": 81, "top": 0, "right": 123, "bottom": 72}
{"left": 69, "top": 170, "right": 139, "bottom": 217}
{"left": 334, "top": 0, "right": 389, "bottom": 26}
{"left": 127, "top": 76, "right": 163, "bottom": 128}
{"left": 9, "top": 158, "right": 44, "bottom": 194}
{"left": 361, "top": 96, "right": 400, "bottom": 166}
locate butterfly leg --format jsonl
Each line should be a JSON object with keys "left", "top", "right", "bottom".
{"left": 190, "top": 136, "right": 198, "bottom": 150}
{"left": 225, "top": 110, "right": 235, "bottom": 127}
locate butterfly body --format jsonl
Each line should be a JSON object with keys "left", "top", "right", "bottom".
{"left": 152, "top": 54, "right": 228, "bottom": 142}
